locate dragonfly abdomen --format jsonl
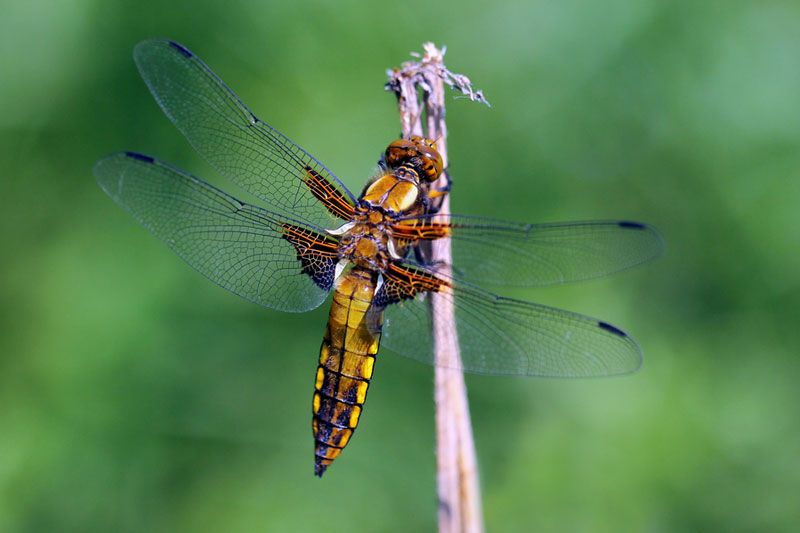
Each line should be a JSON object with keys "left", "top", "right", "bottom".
{"left": 312, "top": 268, "right": 383, "bottom": 477}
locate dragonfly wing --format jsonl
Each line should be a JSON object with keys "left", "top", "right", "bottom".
{"left": 94, "top": 151, "right": 338, "bottom": 313}
{"left": 376, "top": 263, "right": 642, "bottom": 377}
{"left": 394, "top": 215, "right": 664, "bottom": 287}
{"left": 133, "top": 39, "right": 356, "bottom": 229}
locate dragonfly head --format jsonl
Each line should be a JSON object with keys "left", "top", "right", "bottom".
{"left": 385, "top": 136, "right": 443, "bottom": 183}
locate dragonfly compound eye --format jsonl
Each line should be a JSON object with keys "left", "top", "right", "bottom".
{"left": 385, "top": 138, "right": 443, "bottom": 182}
{"left": 415, "top": 144, "right": 444, "bottom": 182}
{"left": 385, "top": 139, "right": 415, "bottom": 168}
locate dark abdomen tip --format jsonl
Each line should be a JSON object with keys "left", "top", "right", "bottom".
{"left": 314, "top": 458, "right": 330, "bottom": 477}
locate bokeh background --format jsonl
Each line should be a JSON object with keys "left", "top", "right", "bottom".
{"left": 2, "top": 0, "right": 799, "bottom": 531}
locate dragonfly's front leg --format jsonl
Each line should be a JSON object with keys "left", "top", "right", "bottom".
{"left": 421, "top": 170, "right": 452, "bottom": 214}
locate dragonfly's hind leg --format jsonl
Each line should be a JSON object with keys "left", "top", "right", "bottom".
{"left": 412, "top": 242, "right": 449, "bottom": 271}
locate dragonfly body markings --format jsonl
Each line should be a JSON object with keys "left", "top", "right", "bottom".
{"left": 95, "top": 39, "right": 664, "bottom": 477}
{"left": 292, "top": 136, "right": 445, "bottom": 475}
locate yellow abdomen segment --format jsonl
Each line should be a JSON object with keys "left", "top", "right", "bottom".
{"left": 312, "top": 268, "right": 383, "bottom": 476}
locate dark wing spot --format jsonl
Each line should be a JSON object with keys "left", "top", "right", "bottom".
{"left": 598, "top": 321, "right": 627, "bottom": 337}
{"left": 618, "top": 221, "right": 646, "bottom": 230}
{"left": 125, "top": 152, "right": 155, "bottom": 164}
{"left": 168, "top": 41, "right": 193, "bottom": 58}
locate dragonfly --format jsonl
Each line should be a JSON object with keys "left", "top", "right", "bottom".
{"left": 94, "top": 39, "right": 663, "bottom": 477}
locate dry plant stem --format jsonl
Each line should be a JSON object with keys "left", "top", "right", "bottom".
{"left": 386, "top": 43, "right": 488, "bottom": 533}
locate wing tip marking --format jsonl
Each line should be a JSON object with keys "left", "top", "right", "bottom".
{"left": 168, "top": 40, "right": 193, "bottom": 58}
{"left": 618, "top": 221, "right": 646, "bottom": 230}
{"left": 124, "top": 151, "right": 155, "bottom": 164}
{"left": 597, "top": 321, "right": 627, "bottom": 337}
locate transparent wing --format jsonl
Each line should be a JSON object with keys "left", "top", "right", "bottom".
{"left": 94, "top": 151, "right": 336, "bottom": 313}
{"left": 395, "top": 215, "right": 664, "bottom": 287}
{"left": 378, "top": 270, "right": 642, "bottom": 377}
{"left": 133, "top": 39, "right": 356, "bottom": 229}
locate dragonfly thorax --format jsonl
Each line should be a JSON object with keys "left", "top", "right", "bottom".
{"left": 360, "top": 171, "right": 422, "bottom": 214}
{"left": 339, "top": 208, "right": 391, "bottom": 271}
{"left": 337, "top": 208, "right": 397, "bottom": 272}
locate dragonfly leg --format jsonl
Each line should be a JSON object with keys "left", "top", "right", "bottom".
{"left": 424, "top": 170, "right": 452, "bottom": 213}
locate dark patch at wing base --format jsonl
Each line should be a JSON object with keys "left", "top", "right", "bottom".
{"left": 281, "top": 224, "right": 340, "bottom": 290}
{"left": 374, "top": 262, "right": 448, "bottom": 307}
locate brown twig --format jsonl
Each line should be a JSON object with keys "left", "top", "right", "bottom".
{"left": 386, "top": 43, "right": 488, "bottom": 533}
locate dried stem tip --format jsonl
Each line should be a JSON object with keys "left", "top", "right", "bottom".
{"left": 385, "top": 43, "right": 490, "bottom": 108}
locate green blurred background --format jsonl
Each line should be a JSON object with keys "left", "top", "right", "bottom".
{"left": 2, "top": 0, "right": 799, "bottom": 531}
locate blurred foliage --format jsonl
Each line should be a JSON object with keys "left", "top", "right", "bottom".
{"left": 1, "top": 0, "right": 799, "bottom": 531}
